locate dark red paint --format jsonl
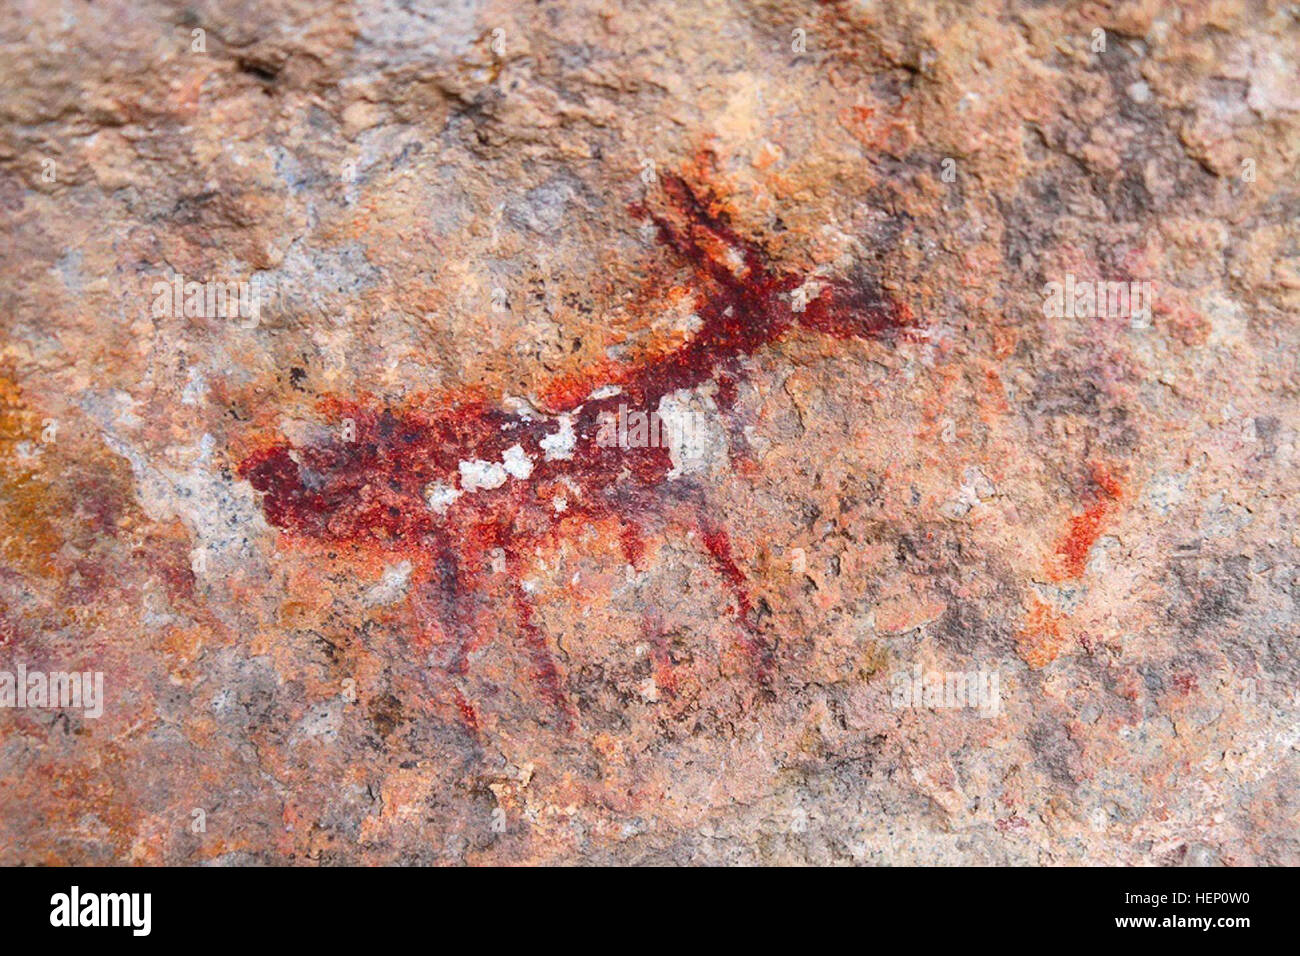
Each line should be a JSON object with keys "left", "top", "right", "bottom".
{"left": 238, "top": 173, "right": 913, "bottom": 730}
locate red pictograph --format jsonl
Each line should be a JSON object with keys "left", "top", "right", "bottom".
{"left": 238, "top": 172, "right": 914, "bottom": 731}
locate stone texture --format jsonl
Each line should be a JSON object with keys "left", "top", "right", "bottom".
{"left": 0, "top": 0, "right": 1296, "bottom": 864}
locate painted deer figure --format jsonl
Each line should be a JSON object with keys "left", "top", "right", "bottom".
{"left": 238, "top": 172, "right": 913, "bottom": 731}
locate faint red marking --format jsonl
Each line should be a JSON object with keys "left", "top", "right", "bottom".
{"left": 1172, "top": 673, "right": 1197, "bottom": 696}
{"left": 1024, "top": 463, "right": 1127, "bottom": 668}
{"left": 1056, "top": 504, "right": 1109, "bottom": 580}
{"left": 1051, "top": 463, "right": 1125, "bottom": 581}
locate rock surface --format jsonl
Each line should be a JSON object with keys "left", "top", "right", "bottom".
{"left": 0, "top": 0, "right": 1296, "bottom": 864}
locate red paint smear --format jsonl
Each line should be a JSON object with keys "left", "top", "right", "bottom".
{"left": 1090, "top": 463, "right": 1124, "bottom": 500}
{"left": 512, "top": 591, "right": 575, "bottom": 730}
{"left": 1056, "top": 504, "right": 1108, "bottom": 579}
{"left": 700, "top": 526, "right": 752, "bottom": 619}
{"left": 453, "top": 688, "right": 480, "bottom": 732}
{"left": 619, "top": 522, "right": 647, "bottom": 569}
{"left": 238, "top": 172, "right": 912, "bottom": 729}
{"left": 1051, "top": 464, "right": 1125, "bottom": 581}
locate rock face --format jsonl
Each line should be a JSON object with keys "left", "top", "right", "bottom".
{"left": 0, "top": 0, "right": 1296, "bottom": 865}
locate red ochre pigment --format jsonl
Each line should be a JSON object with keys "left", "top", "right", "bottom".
{"left": 1052, "top": 463, "right": 1126, "bottom": 581}
{"left": 239, "top": 173, "right": 913, "bottom": 730}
